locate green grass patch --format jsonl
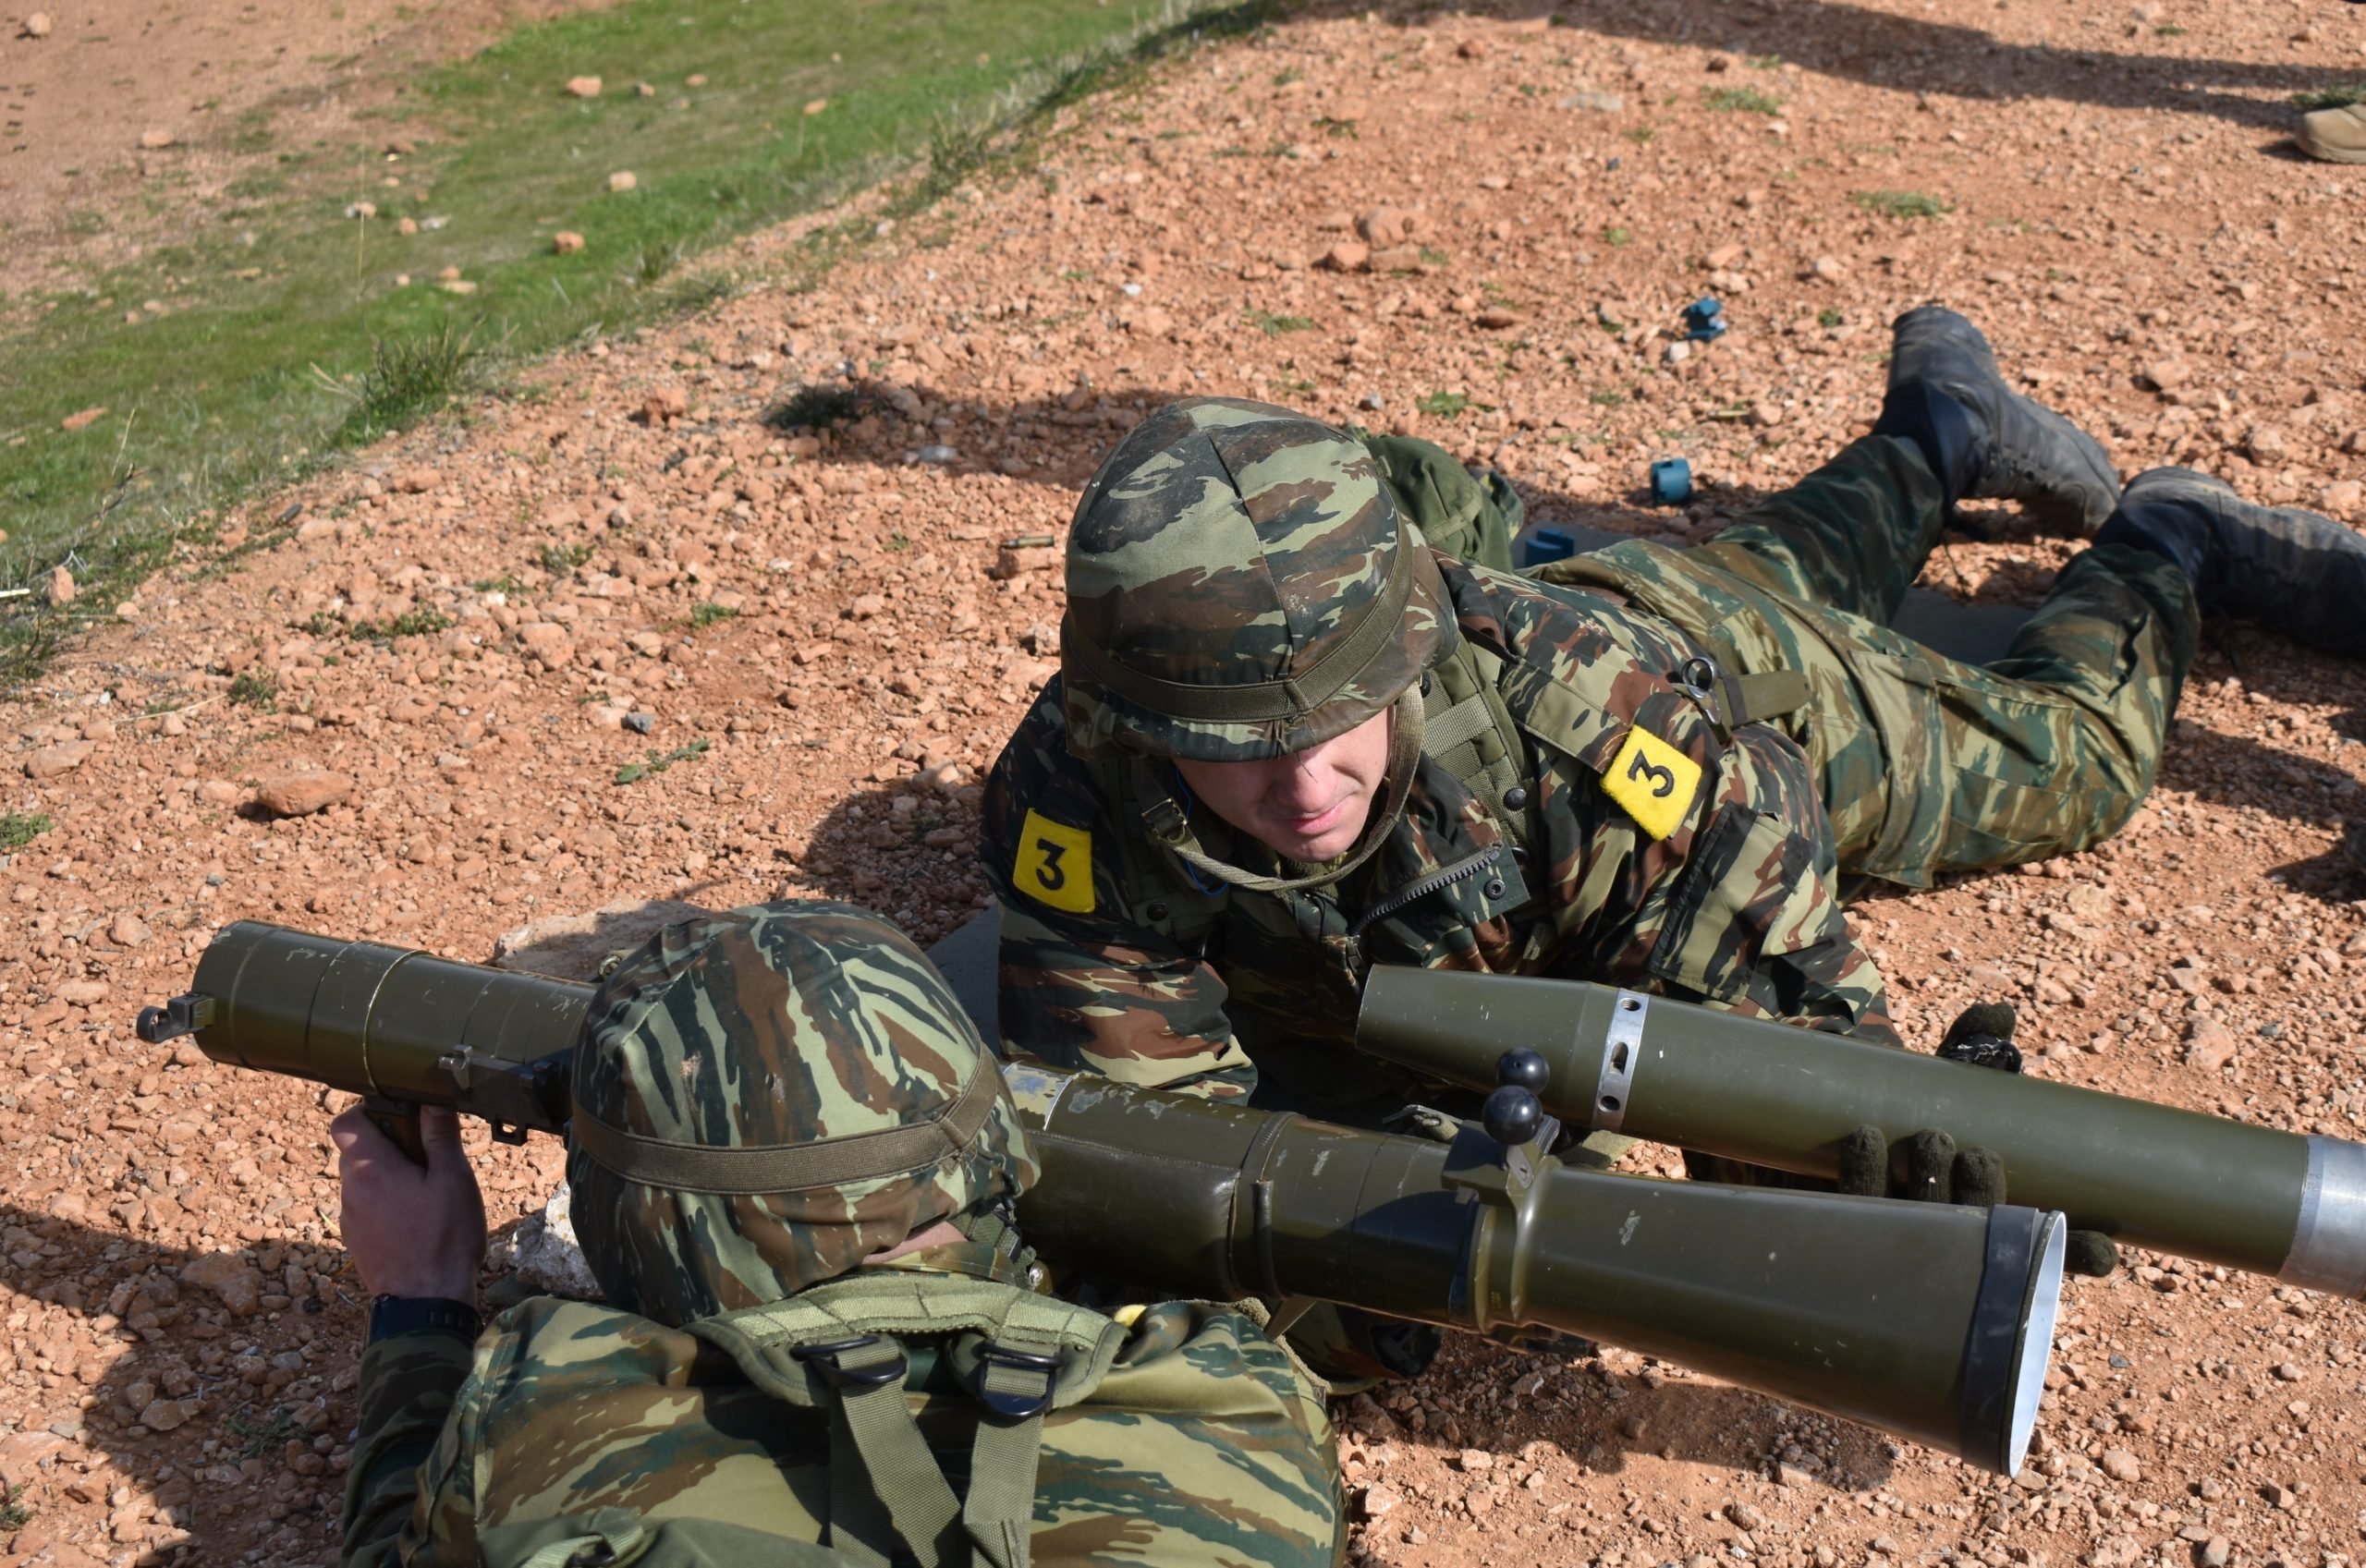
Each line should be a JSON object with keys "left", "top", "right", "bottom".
{"left": 0, "top": 811, "right": 54, "bottom": 850}
{"left": 1747, "top": 55, "right": 1784, "bottom": 70}
{"left": 349, "top": 607, "right": 454, "bottom": 642}
{"left": 616, "top": 736, "right": 711, "bottom": 785}
{"left": 0, "top": 0, "right": 1269, "bottom": 689}
{"left": 1622, "top": 126, "right": 1655, "bottom": 145}
{"left": 1704, "top": 86, "right": 1782, "bottom": 115}
{"left": 1851, "top": 188, "right": 1952, "bottom": 219}
{"left": 1588, "top": 390, "right": 1626, "bottom": 407}
{"left": 1312, "top": 115, "right": 1358, "bottom": 139}
{"left": 1, "top": 1484, "right": 34, "bottom": 1530}
{"left": 683, "top": 602, "right": 739, "bottom": 630}
{"left": 1416, "top": 390, "right": 1494, "bottom": 419}
{"left": 1244, "top": 309, "right": 1314, "bottom": 335}
{"left": 2295, "top": 82, "right": 2366, "bottom": 111}
{"left": 226, "top": 672, "right": 280, "bottom": 711}
{"left": 1817, "top": 307, "right": 1844, "bottom": 328}
{"left": 1603, "top": 225, "right": 1634, "bottom": 248}
{"left": 538, "top": 542, "right": 595, "bottom": 576}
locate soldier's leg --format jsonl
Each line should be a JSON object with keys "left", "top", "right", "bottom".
{"left": 1689, "top": 434, "right": 1948, "bottom": 626}
{"left": 1881, "top": 541, "right": 2196, "bottom": 876}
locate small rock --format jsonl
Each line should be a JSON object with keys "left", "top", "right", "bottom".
{"left": 1555, "top": 90, "right": 1626, "bottom": 113}
{"left": 640, "top": 386, "right": 689, "bottom": 425}
{"left": 2245, "top": 425, "right": 2287, "bottom": 462}
{"left": 564, "top": 75, "right": 603, "bottom": 98}
{"left": 24, "top": 739, "right": 92, "bottom": 779}
{"left": 624, "top": 711, "right": 656, "bottom": 735}
{"left": 1776, "top": 1463, "right": 1814, "bottom": 1489}
{"left": 179, "top": 1251, "right": 263, "bottom": 1317}
{"left": 1359, "top": 1483, "right": 1400, "bottom": 1519}
{"left": 137, "top": 1398, "right": 193, "bottom": 1432}
{"left": 553, "top": 231, "right": 586, "bottom": 255}
{"left": 58, "top": 406, "right": 107, "bottom": 432}
{"left": 1357, "top": 206, "right": 1405, "bottom": 246}
{"left": 1726, "top": 1501, "right": 1766, "bottom": 1532}
{"left": 608, "top": 170, "right": 638, "bottom": 192}
{"left": 22, "top": 11, "right": 52, "bottom": 37}
{"left": 1477, "top": 306, "right": 1524, "bottom": 329}
{"left": 1664, "top": 339, "right": 1692, "bottom": 365}
{"left": 803, "top": 98, "right": 830, "bottom": 115}
{"left": 1322, "top": 240, "right": 1372, "bottom": 273}
{"left": 138, "top": 128, "right": 176, "bottom": 150}
{"left": 55, "top": 979, "right": 108, "bottom": 1007}
{"left": 2183, "top": 1014, "right": 2237, "bottom": 1072}
{"left": 2138, "top": 358, "right": 2189, "bottom": 394}
{"left": 108, "top": 912, "right": 152, "bottom": 948}
{"left": 390, "top": 467, "right": 439, "bottom": 493}
{"left": 2201, "top": 1538, "right": 2230, "bottom": 1568}
{"left": 2097, "top": 1447, "right": 2141, "bottom": 1483}
{"left": 251, "top": 771, "right": 356, "bottom": 818}
{"left": 1810, "top": 255, "right": 1848, "bottom": 283}
{"left": 1455, "top": 1448, "right": 1493, "bottom": 1472}
{"left": 2273, "top": 1361, "right": 2304, "bottom": 1381}
{"left": 2323, "top": 478, "right": 2362, "bottom": 517}
{"left": 42, "top": 565, "right": 75, "bottom": 605}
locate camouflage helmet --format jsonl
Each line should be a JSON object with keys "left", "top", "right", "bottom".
{"left": 567, "top": 900, "right": 1039, "bottom": 1329}
{"left": 1060, "top": 397, "right": 1456, "bottom": 762}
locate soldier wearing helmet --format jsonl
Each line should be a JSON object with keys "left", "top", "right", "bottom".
{"left": 333, "top": 902, "right": 1344, "bottom": 1568}
{"left": 982, "top": 306, "right": 2359, "bottom": 1116}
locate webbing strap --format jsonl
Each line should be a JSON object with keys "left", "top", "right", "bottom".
{"left": 826, "top": 1338, "right": 965, "bottom": 1568}
{"left": 570, "top": 1049, "right": 1000, "bottom": 1195}
{"left": 1062, "top": 530, "right": 1416, "bottom": 723}
{"left": 1421, "top": 691, "right": 1496, "bottom": 755}
{"left": 958, "top": 1300, "right": 1073, "bottom": 1568}
{"left": 1728, "top": 669, "right": 1812, "bottom": 723}
{"left": 1139, "top": 686, "right": 1425, "bottom": 894}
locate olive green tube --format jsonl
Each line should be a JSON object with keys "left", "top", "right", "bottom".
{"left": 1003, "top": 1064, "right": 2064, "bottom": 1476}
{"left": 138, "top": 920, "right": 584, "bottom": 1135}
{"left": 1357, "top": 968, "right": 2366, "bottom": 1297}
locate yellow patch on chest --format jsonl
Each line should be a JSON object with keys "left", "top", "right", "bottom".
{"left": 1601, "top": 725, "right": 1701, "bottom": 841}
{"left": 1016, "top": 808, "right": 1096, "bottom": 914}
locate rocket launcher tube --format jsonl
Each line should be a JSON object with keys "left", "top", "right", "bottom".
{"left": 1007, "top": 1064, "right": 2065, "bottom": 1477}
{"left": 1356, "top": 967, "right": 2366, "bottom": 1298}
{"left": 140, "top": 920, "right": 2066, "bottom": 1475}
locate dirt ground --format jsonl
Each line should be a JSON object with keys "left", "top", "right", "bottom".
{"left": 0, "top": 0, "right": 615, "bottom": 297}
{"left": 5, "top": 0, "right": 2366, "bottom": 1563}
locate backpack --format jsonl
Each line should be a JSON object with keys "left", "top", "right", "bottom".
{"left": 439, "top": 1273, "right": 1342, "bottom": 1568}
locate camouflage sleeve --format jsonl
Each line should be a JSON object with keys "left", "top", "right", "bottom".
{"left": 1640, "top": 724, "right": 1896, "bottom": 1042}
{"left": 1495, "top": 578, "right": 1896, "bottom": 1044}
{"left": 980, "top": 686, "right": 1256, "bottom": 1097}
{"left": 339, "top": 1328, "right": 477, "bottom": 1567}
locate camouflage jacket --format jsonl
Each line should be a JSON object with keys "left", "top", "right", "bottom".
{"left": 342, "top": 1255, "right": 1344, "bottom": 1568}
{"left": 981, "top": 553, "right": 1892, "bottom": 1110}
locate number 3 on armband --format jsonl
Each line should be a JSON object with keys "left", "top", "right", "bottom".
{"left": 1017, "top": 808, "right": 1097, "bottom": 915}
{"left": 1602, "top": 727, "right": 1702, "bottom": 842}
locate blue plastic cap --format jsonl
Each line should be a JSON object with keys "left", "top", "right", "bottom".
{"left": 1519, "top": 527, "right": 1579, "bottom": 567}
{"left": 1650, "top": 458, "right": 1693, "bottom": 506}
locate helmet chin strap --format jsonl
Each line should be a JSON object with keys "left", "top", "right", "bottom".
{"left": 1140, "top": 687, "right": 1426, "bottom": 896}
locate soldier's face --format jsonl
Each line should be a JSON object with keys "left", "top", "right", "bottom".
{"left": 1174, "top": 708, "right": 1393, "bottom": 864}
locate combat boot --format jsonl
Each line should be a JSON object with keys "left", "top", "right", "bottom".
{"left": 2094, "top": 468, "right": 2366, "bottom": 657}
{"left": 2298, "top": 103, "right": 2366, "bottom": 164}
{"left": 1875, "top": 306, "right": 2121, "bottom": 535}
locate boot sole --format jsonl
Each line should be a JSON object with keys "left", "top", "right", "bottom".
{"left": 2296, "top": 138, "right": 2366, "bottom": 164}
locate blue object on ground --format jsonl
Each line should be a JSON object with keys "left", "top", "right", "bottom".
{"left": 1519, "top": 527, "right": 1579, "bottom": 567}
{"left": 1683, "top": 295, "right": 1728, "bottom": 341}
{"left": 1650, "top": 457, "right": 1694, "bottom": 505}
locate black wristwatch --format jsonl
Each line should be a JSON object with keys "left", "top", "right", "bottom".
{"left": 367, "top": 1295, "right": 482, "bottom": 1346}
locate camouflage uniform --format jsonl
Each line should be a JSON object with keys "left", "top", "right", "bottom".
{"left": 980, "top": 401, "right": 2194, "bottom": 1109}
{"left": 343, "top": 902, "right": 1343, "bottom": 1568}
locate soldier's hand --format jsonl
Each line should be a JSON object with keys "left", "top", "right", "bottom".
{"left": 330, "top": 1104, "right": 487, "bottom": 1303}
{"left": 1833, "top": 1001, "right": 2117, "bottom": 1277}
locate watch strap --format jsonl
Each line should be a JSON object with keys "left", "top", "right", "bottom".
{"left": 368, "top": 1295, "right": 482, "bottom": 1346}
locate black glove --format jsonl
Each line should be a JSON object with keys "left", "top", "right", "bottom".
{"left": 1835, "top": 1002, "right": 2118, "bottom": 1279}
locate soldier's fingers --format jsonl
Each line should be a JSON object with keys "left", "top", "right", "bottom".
{"left": 1836, "top": 1124, "right": 1888, "bottom": 1197}
{"left": 2065, "top": 1230, "right": 2119, "bottom": 1279}
{"left": 1899, "top": 1128, "right": 1957, "bottom": 1203}
{"left": 1952, "top": 1146, "right": 2006, "bottom": 1209}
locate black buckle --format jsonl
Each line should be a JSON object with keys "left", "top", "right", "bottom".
{"left": 792, "top": 1334, "right": 909, "bottom": 1390}
{"left": 1138, "top": 794, "right": 1188, "bottom": 844}
{"left": 970, "top": 1342, "right": 1062, "bottom": 1421}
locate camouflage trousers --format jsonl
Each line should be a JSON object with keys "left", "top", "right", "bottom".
{"left": 1538, "top": 436, "right": 2199, "bottom": 887}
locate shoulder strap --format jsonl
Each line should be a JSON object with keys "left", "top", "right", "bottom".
{"left": 690, "top": 1276, "right": 1127, "bottom": 1568}
{"left": 1421, "top": 639, "right": 1539, "bottom": 865}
